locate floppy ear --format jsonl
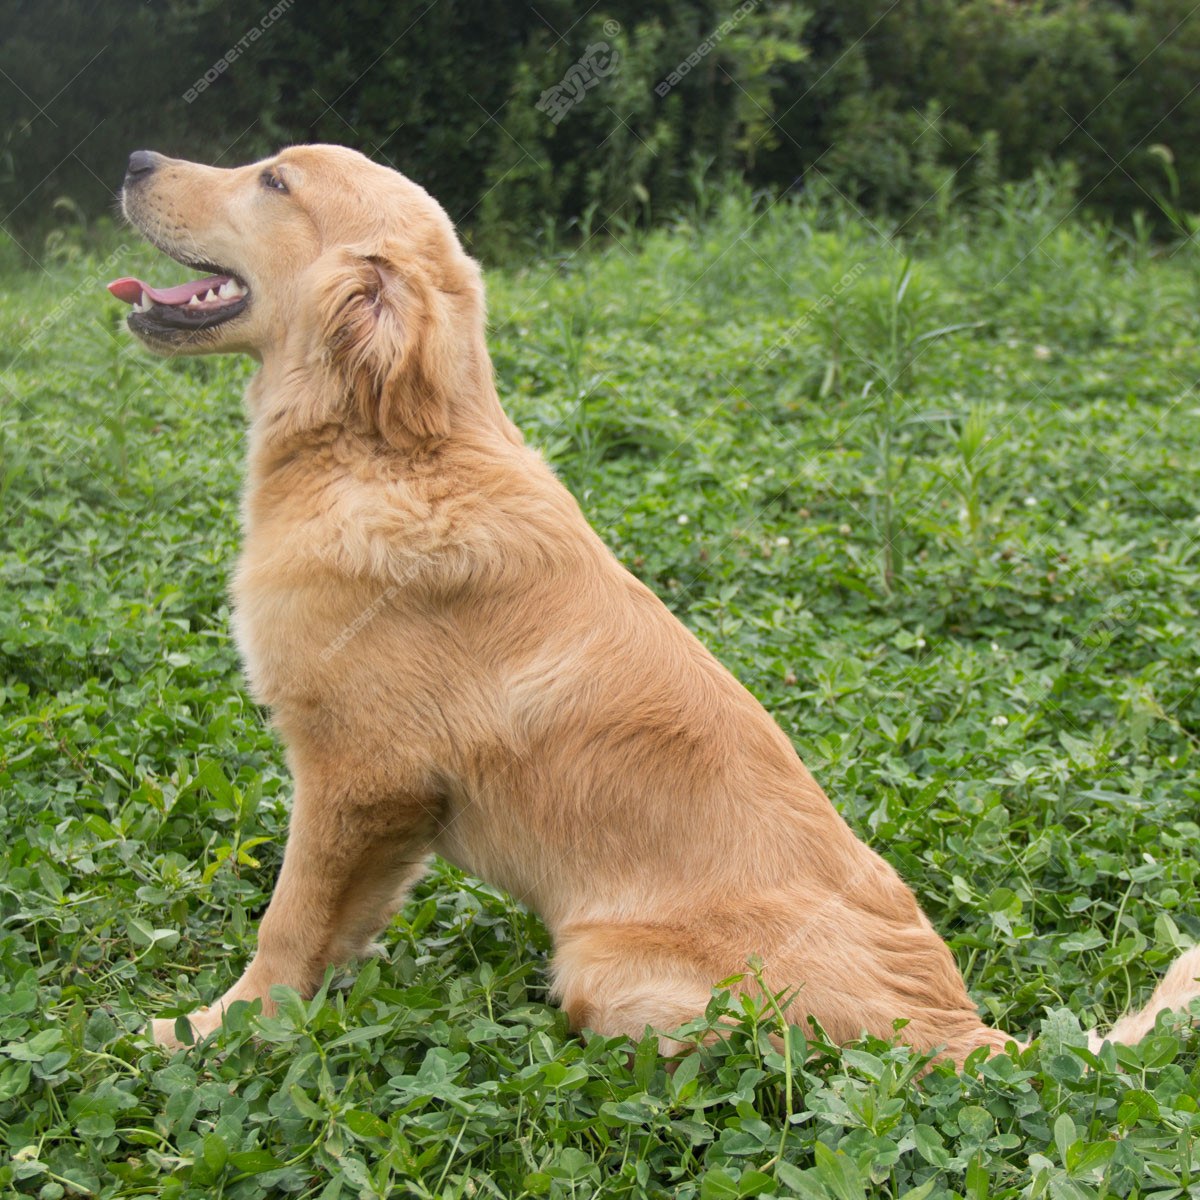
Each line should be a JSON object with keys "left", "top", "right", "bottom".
{"left": 317, "top": 243, "right": 467, "bottom": 446}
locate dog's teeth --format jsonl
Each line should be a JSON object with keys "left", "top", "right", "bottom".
{"left": 133, "top": 292, "right": 150, "bottom": 313}
{"left": 217, "top": 280, "right": 235, "bottom": 300}
{"left": 188, "top": 294, "right": 202, "bottom": 306}
{"left": 203, "top": 289, "right": 218, "bottom": 302}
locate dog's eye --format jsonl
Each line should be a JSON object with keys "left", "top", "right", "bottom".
{"left": 261, "top": 169, "right": 288, "bottom": 194}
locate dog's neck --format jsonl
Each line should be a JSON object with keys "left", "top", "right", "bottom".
{"left": 241, "top": 348, "right": 524, "bottom": 481}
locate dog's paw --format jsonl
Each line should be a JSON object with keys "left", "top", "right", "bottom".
{"left": 148, "top": 1006, "right": 220, "bottom": 1049}
{"left": 148, "top": 1016, "right": 190, "bottom": 1049}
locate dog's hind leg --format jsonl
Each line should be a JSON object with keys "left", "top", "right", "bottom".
{"left": 149, "top": 770, "right": 435, "bottom": 1048}
{"left": 550, "top": 922, "right": 720, "bottom": 1054}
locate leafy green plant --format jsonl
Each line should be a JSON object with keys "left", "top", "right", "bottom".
{"left": 931, "top": 404, "right": 1010, "bottom": 558}
{"left": 843, "top": 257, "right": 983, "bottom": 590}
{"left": 1148, "top": 142, "right": 1200, "bottom": 244}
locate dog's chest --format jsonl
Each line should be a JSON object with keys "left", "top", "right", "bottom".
{"left": 229, "top": 469, "right": 428, "bottom": 709}
{"left": 229, "top": 555, "right": 382, "bottom": 710}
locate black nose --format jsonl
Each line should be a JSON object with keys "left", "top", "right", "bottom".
{"left": 125, "top": 150, "right": 161, "bottom": 183}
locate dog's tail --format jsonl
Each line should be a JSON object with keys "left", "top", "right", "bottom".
{"left": 953, "top": 945, "right": 1200, "bottom": 1063}
{"left": 1086, "top": 944, "right": 1200, "bottom": 1052}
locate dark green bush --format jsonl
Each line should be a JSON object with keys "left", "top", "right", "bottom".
{"left": 1, "top": 0, "right": 1197, "bottom": 249}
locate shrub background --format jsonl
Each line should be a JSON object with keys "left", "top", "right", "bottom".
{"left": 2, "top": 0, "right": 1199, "bottom": 251}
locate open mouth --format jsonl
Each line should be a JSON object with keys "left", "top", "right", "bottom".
{"left": 107, "top": 266, "right": 250, "bottom": 335}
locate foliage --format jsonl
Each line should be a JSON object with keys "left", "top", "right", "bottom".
{"left": 3, "top": 0, "right": 1200, "bottom": 250}
{"left": 3, "top": 177, "right": 1200, "bottom": 1195}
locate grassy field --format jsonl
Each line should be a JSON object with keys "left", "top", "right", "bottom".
{"left": 3, "top": 174, "right": 1200, "bottom": 1198}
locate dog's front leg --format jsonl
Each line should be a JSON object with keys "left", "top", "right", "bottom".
{"left": 149, "top": 774, "right": 434, "bottom": 1048}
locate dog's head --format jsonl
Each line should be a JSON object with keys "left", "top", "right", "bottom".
{"left": 111, "top": 144, "right": 495, "bottom": 446}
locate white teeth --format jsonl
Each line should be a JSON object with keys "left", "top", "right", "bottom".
{"left": 132, "top": 280, "right": 247, "bottom": 315}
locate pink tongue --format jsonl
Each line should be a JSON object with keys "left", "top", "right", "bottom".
{"left": 107, "top": 274, "right": 229, "bottom": 306}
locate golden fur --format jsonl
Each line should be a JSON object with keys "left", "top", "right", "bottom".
{"left": 116, "top": 144, "right": 1200, "bottom": 1061}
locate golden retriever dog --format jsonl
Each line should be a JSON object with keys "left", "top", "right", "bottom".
{"left": 109, "top": 144, "right": 1200, "bottom": 1063}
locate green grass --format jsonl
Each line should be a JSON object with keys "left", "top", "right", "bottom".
{"left": 4, "top": 173, "right": 1200, "bottom": 1197}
